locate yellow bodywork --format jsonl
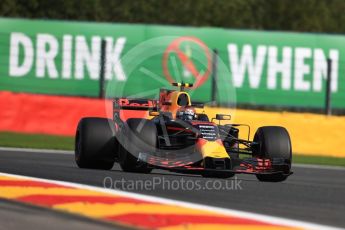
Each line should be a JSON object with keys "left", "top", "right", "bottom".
{"left": 198, "top": 140, "right": 229, "bottom": 159}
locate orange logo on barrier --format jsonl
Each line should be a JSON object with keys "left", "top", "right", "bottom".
{"left": 162, "top": 37, "right": 212, "bottom": 88}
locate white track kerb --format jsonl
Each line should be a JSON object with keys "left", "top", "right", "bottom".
{"left": 0, "top": 172, "right": 341, "bottom": 230}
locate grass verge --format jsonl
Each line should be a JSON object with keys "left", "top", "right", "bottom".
{"left": 0, "top": 132, "right": 74, "bottom": 150}
{"left": 292, "top": 154, "right": 345, "bottom": 167}
{"left": 0, "top": 132, "right": 344, "bottom": 167}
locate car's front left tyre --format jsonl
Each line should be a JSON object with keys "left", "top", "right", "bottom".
{"left": 75, "top": 117, "right": 116, "bottom": 170}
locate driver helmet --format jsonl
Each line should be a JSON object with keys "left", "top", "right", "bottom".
{"left": 176, "top": 106, "right": 196, "bottom": 121}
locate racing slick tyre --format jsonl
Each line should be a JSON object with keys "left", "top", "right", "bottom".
{"left": 119, "top": 118, "right": 156, "bottom": 173}
{"left": 75, "top": 117, "right": 116, "bottom": 170}
{"left": 253, "top": 126, "right": 292, "bottom": 182}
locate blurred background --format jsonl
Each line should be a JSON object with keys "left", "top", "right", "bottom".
{"left": 1, "top": 0, "right": 345, "bottom": 33}
{"left": 0, "top": 1, "right": 345, "bottom": 230}
{"left": 0, "top": 0, "right": 344, "bottom": 164}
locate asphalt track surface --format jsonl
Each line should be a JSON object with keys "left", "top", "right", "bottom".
{"left": 0, "top": 149, "right": 344, "bottom": 228}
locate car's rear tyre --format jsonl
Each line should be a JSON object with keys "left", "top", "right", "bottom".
{"left": 253, "top": 126, "right": 292, "bottom": 182}
{"left": 119, "top": 118, "right": 156, "bottom": 173}
{"left": 75, "top": 117, "right": 116, "bottom": 170}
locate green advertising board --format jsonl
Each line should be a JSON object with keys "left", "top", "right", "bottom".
{"left": 0, "top": 17, "right": 345, "bottom": 109}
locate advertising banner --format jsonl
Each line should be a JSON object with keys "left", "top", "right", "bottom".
{"left": 1, "top": 18, "right": 344, "bottom": 108}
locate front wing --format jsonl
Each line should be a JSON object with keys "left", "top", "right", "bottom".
{"left": 142, "top": 154, "right": 292, "bottom": 176}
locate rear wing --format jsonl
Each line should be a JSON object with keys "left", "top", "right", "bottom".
{"left": 113, "top": 98, "right": 158, "bottom": 111}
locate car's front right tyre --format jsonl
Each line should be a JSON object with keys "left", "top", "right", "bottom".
{"left": 253, "top": 126, "right": 292, "bottom": 182}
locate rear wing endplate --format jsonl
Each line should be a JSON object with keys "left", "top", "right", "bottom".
{"left": 113, "top": 98, "right": 158, "bottom": 111}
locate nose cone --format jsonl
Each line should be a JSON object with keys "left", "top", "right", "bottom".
{"left": 197, "top": 139, "right": 229, "bottom": 159}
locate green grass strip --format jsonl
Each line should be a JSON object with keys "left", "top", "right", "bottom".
{"left": 293, "top": 154, "right": 345, "bottom": 167}
{"left": 0, "top": 132, "right": 74, "bottom": 150}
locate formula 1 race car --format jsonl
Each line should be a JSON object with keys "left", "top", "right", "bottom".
{"left": 75, "top": 83, "right": 292, "bottom": 182}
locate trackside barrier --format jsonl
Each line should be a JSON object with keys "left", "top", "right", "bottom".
{"left": 0, "top": 91, "right": 344, "bottom": 157}
{"left": 0, "top": 91, "right": 146, "bottom": 136}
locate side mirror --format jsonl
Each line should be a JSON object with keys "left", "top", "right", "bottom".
{"left": 191, "top": 103, "right": 204, "bottom": 109}
{"left": 162, "top": 101, "right": 172, "bottom": 106}
{"left": 149, "top": 111, "right": 160, "bottom": 116}
{"left": 215, "top": 114, "right": 231, "bottom": 120}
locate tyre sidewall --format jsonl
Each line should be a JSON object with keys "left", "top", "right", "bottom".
{"left": 75, "top": 117, "right": 116, "bottom": 169}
